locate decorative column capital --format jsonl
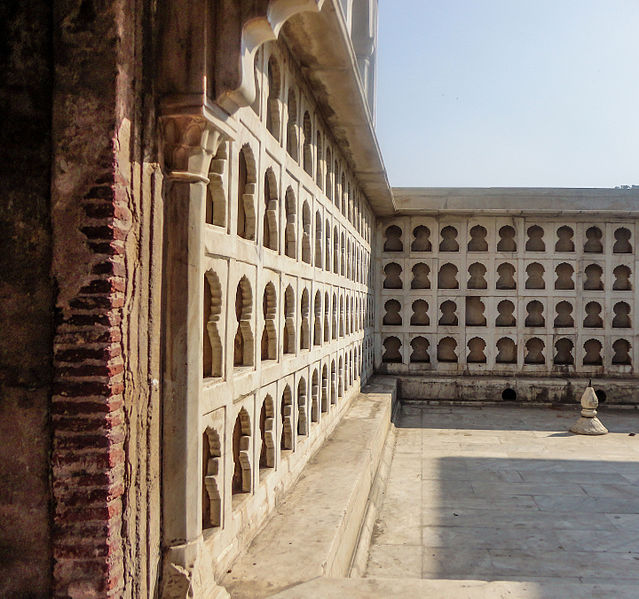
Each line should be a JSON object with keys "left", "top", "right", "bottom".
{"left": 160, "top": 115, "right": 226, "bottom": 182}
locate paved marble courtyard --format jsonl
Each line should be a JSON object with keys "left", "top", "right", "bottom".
{"left": 365, "top": 403, "right": 639, "bottom": 594}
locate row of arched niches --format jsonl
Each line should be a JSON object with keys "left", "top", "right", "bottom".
{"left": 382, "top": 261, "right": 632, "bottom": 291}
{"left": 378, "top": 217, "right": 638, "bottom": 375}
{"left": 382, "top": 221, "right": 635, "bottom": 255}
{"left": 381, "top": 335, "right": 634, "bottom": 371}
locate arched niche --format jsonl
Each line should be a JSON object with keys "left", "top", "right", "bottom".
{"left": 554, "top": 301, "right": 574, "bottom": 328}
{"left": 384, "top": 225, "right": 403, "bottom": 252}
{"left": 467, "top": 225, "right": 488, "bottom": 252}
{"left": 496, "top": 300, "right": 516, "bottom": 327}
{"left": 439, "top": 226, "right": 459, "bottom": 252}
{"left": 524, "top": 338, "right": 545, "bottom": 365}
{"left": 439, "top": 300, "right": 458, "bottom": 326}
{"left": 411, "top": 225, "right": 431, "bottom": 252}
{"left": 237, "top": 144, "right": 257, "bottom": 240}
{"left": 382, "top": 336, "right": 402, "bottom": 363}
{"left": 437, "top": 337, "right": 458, "bottom": 363}
{"left": 584, "top": 264, "right": 604, "bottom": 291}
{"left": 232, "top": 408, "right": 251, "bottom": 496}
{"left": 467, "top": 337, "right": 487, "bottom": 363}
{"left": 383, "top": 299, "right": 402, "bottom": 326}
{"left": 526, "top": 225, "right": 545, "bottom": 252}
{"left": 467, "top": 262, "right": 487, "bottom": 290}
{"left": 496, "top": 262, "right": 516, "bottom": 290}
{"left": 410, "top": 300, "right": 429, "bottom": 326}
{"left": 438, "top": 263, "right": 458, "bottom": 289}
{"left": 613, "top": 227, "right": 632, "bottom": 253}
{"left": 583, "top": 301, "right": 603, "bottom": 328}
{"left": 410, "top": 337, "right": 430, "bottom": 363}
{"left": 497, "top": 225, "right": 516, "bottom": 252}
{"left": 465, "top": 297, "right": 486, "bottom": 326}
{"left": 583, "top": 339, "right": 602, "bottom": 366}
{"left": 584, "top": 226, "right": 603, "bottom": 253}
{"left": 383, "top": 262, "right": 402, "bottom": 289}
{"left": 555, "top": 226, "right": 574, "bottom": 252}
{"left": 496, "top": 338, "right": 517, "bottom": 364}
{"left": 411, "top": 263, "right": 431, "bottom": 289}
{"left": 553, "top": 338, "right": 574, "bottom": 366}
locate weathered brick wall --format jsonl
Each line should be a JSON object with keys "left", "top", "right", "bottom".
{"left": 0, "top": 1, "right": 54, "bottom": 597}
{"left": 51, "top": 0, "right": 162, "bottom": 596}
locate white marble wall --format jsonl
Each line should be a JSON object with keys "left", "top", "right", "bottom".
{"left": 199, "top": 39, "right": 376, "bottom": 575}
{"left": 376, "top": 215, "right": 638, "bottom": 377}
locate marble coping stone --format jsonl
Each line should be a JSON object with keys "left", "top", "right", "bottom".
{"left": 221, "top": 377, "right": 397, "bottom": 598}
{"left": 393, "top": 187, "right": 639, "bottom": 216}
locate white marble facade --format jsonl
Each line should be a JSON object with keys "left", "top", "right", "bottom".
{"left": 199, "top": 38, "right": 376, "bottom": 575}
{"left": 376, "top": 213, "right": 638, "bottom": 376}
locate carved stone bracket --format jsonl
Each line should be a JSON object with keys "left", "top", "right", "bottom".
{"left": 216, "top": 0, "right": 326, "bottom": 113}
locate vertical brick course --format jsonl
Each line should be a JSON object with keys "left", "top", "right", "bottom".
{"left": 51, "top": 188, "right": 128, "bottom": 594}
{"left": 51, "top": 176, "right": 130, "bottom": 594}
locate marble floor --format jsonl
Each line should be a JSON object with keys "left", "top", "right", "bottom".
{"left": 365, "top": 403, "right": 639, "bottom": 593}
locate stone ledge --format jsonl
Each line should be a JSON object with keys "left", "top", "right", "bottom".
{"left": 270, "top": 577, "right": 639, "bottom": 599}
{"left": 397, "top": 374, "right": 639, "bottom": 405}
{"left": 221, "top": 377, "right": 397, "bottom": 598}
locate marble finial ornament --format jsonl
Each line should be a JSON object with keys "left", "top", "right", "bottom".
{"left": 570, "top": 385, "right": 608, "bottom": 435}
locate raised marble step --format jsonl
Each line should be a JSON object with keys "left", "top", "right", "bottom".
{"left": 221, "top": 377, "right": 397, "bottom": 598}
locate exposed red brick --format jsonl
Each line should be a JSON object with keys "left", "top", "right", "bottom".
{"left": 54, "top": 543, "right": 111, "bottom": 560}
{"left": 54, "top": 433, "right": 119, "bottom": 452}
{"left": 82, "top": 201, "right": 130, "bottom": 220}
{"left": 80, "top": 224, "right": 129, "bottom": 241}
{"left": 87, "top": 240, "right": 126, "bottom": 255}
{"left": 69, "top": 293, "right": 125, "bottom": 309}
{"left": 51, "top": 396, "right": 124, "bottom": 416}
{"left": 54, "top": 478, "right": 125, "bottom": 505}
{"left": 78, "top": 277, "right": 125, "bottom": 295}
{"left": 56, "top": 362, "right": 124, "bottom": 378}
{"left": 53, "top": 380, "right": 122, "bottom": 398}
{"left": 91, "top": 260, "right": 126, "bottom": 277}
{"left": 53, "top": 517, "right": 120, "bottom": 540}
{"left": 55, "top": 500, "right": 123, "bottom": 524}
{"left": 54, "top": 345, "right": 121, "bottom": 363}
{"left": 52, "top": 411, "right": 124, "bottom": 435}
{"left": 83, "top": 185, "right": 115, "bottom": 200}
{"left": 64, "top": 312, "right": 122, "bottom": 327}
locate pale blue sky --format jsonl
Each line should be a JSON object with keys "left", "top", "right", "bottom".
{"left": 376, "top": 0, "right": 639, "bottom": 187}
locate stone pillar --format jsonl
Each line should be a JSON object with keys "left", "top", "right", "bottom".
{"left": 159, "top": 113, "right": 230, "bottom": 597}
